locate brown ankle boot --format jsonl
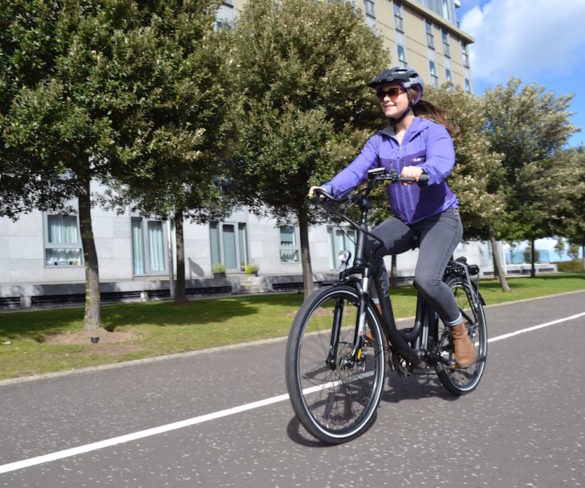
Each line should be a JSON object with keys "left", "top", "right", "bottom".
{"left": 450, "top": 322, "right": 476, "bottom": 368}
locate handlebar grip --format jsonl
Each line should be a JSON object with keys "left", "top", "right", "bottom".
{"left": 418, "top": 173, "right": 429, "bottom": 187}
{"left": 307, "top": 187, "right": 334, "bottom": 203}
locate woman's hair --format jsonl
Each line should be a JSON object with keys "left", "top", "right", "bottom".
{"left": 408, "top": 88, "right": 459, "bottom": 134}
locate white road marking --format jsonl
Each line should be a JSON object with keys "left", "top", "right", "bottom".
{"left": 1, "top": 311, "right": 584, "bottom": 475}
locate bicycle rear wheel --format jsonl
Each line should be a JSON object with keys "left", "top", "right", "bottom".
{"left": 285, "top": 284, "right": 386, "bottom": 444}
{"left": 435, "top": 277, "right": 487, "bottom": 395}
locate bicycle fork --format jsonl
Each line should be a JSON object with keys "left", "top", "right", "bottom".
{"left": 326, "top": 272, "right": 371, "bottom": 370}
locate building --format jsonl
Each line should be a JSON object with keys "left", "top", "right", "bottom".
{"left": 217, "top": 0, "right": 474, "bottom": 93}
{"left": 1, "top": 0, "right": 485, "bottom": 310}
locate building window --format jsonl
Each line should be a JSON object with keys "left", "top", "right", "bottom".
{"left": 397, "top": 45, "right": 407, "bottom": 68}
{"left": 461, "top": 42, "right": 470, "bottom": 67}
{"left": 131, "top": 217, "right": 168, "bottom": 275}
{"left": 445, "top": 68, "right": 453, "bottom": 87}
{"left": 210, "top": 222, "right": 249, "bottom": 272}
{"left": 364, "top": 0, "right": 375, "bottom": 18}
{"left": 465, "top": 78, "right": 471, "bottom": 93}
{"left": 280, "top": 226, "right": 300, "bottom": 263}
{"left": 44, "top": 214, "right": 83, "bottom": 267}
{"left": 442, "top": 29, "right": 450, "bottom": 58}
{"left": 429, "top": 61, "right": 438, "bottom": 88}
{"left": 425, "top": 20, "right": 435, "bottom": 49}
{"left": 328, "top": 227, "right": 356, "bottom": 269}
{"left": 393, "top": 2, "right": 404, "bottom": 32}
{"left": 215, "top": 1, "right": 235, "bottom": 31}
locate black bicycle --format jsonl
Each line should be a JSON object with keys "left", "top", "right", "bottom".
{"left": 285, "top": 168, "right": 487, "bottom": 444}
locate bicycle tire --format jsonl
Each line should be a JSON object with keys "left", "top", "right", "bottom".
{"left": 435, "top": 277, "right": 487, "bottom": 395}
{"left": 285, "top": 284, "right": 386, "bottom": 444}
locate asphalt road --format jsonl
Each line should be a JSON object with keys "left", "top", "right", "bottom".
{"left": 1, "top": 291, "right": 584, "bottom": 488}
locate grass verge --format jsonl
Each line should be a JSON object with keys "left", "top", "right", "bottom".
{"left": 1, "top": 273, "right": 584, "bottom": 381}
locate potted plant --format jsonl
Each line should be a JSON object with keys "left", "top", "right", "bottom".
{"left": 245, "top": 264, "right": 259, "bottom": 276}
{"left": 212, "top": 262, "right": 226, "bottom": 278}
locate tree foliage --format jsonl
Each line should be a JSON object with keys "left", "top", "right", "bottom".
{"left": 482, "top": 78, "right": 580, "bottom": 276}
{"left": 0, "top": 0, "right": 230, "bottom": 323}
{"left": 425, "top": 86, "right": 505, "bottom": 240}
{"left": 231, "top": 0, "right": 389, "bottom": 295}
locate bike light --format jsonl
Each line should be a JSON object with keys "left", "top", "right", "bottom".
{"left": 338, "top": 250, "right": 351, "bottom": 266}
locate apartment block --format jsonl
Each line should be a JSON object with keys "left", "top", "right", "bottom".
{"left": 218, "top": 0, "right": 474, "bottom": 92}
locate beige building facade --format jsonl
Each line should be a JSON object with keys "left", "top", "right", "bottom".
{"left": 217, "top": 0, "right": 473, "bottom": 92}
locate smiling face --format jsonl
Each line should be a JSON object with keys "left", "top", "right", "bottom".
{"left": 376, "top": 82, "right": 410, "bottom": 120}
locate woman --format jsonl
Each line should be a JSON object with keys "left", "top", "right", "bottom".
{"left": 309, "top": 66, "right": 475, "bottom": 367}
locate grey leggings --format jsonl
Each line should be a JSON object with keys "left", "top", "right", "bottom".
{"left": 369, "top": 208, "right": 463, "bottom": 326}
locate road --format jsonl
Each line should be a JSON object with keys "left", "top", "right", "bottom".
{"left": 1, "top": 291, "right": 584, "bottom": 487}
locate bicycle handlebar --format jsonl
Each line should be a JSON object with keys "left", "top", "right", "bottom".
{"left": 308, "top": 168, "right": 428, "bottom": 204}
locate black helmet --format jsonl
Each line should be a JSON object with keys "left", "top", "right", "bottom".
{"left": 368, "top": 66, "right": 424, "bottom": 96}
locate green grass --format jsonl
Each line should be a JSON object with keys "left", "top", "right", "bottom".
{"left": 1, "top": 273, "right": 584, "bottom": 381}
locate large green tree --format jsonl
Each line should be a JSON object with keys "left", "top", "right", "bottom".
{"left": 0, "top": 1, "right": 229, "bottom": 326}
{"left": 426, "top": 86, "right": 510, "bottom": 290}
{"left": 231, "top": 0, "right": 389, "bottom": 296}
{"left": 483, "top": 79, "right": 579, "bottom": 277}
{"left": 100, "top": 1, "right": 233, "bottom": 304}
{"left": 553, "top": 146, "right": 585, "bottom": 270}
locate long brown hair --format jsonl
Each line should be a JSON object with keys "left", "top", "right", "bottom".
{"left": 408, "top": 88, "right": 458, "bottom": 135}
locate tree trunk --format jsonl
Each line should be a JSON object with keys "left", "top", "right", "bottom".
{"left": 530, "top": 238, "right": 536, "bottom": 278}
{"left": 489, "top": 226, "right": 511, "bottom": 292}
{"left": 298, "top": 207, "right": 314, "bottom": 298}
{"left": 77, "top": 173, "right": 101, "bottom": 330}
{"left": 174, "top": 208, "right": 189, "bottom": 304}
{"left": 389, "top": 255, "right": 398, "bottom": 288}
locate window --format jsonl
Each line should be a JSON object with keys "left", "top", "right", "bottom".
{"left": 328, "top": 227, "right": 356, "bottom": 269}
{"left": 397, "top": 45, "right": 407, "bottom": 68}
{"left": 280, "top": 226, "right": 300, "bottom": 263}
{"left": 215, "top": 1, "right": 235, "bottom": 31}
{"left": 465, "top": 78, "right": 471, "bottom": 93}
{"left": 393, "top": 2, "right": 404, "bottom": 32}
{"left": 210, "top": 222, "right": 249, "bottom": 271}
{"left": 429, "top": 61, "right": 438, "bottom": 88}
{"left": 461, "top": 42, "right": 470, "bottom": 67}
{"left": 131, "top": 217, "right": 168, "bottom": 275}
{"left": 442, "top": 30, "right": 450, "bottom": 58}
{"left": 425, "top": 20, "right": 435, "bottom": 49}
{"left": 445, "top": 68, "right": 453, "bottom": 87}
{"left": 364, "top": 0, "right": 375, "bottom": 18}
{"left": 44, "top": 214, "right": 83, "bottom": 267}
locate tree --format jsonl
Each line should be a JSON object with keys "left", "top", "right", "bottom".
{"left": 558, "top": 147, "right": 585, "bottom": 270}
{"left": 425, "top": 86, "right": 510, "bottom": 290}
{"left": 100, "top": 1, "right": 233, "bottom": 304}
{"left": 483, "top": 79, "right": 579, "bottom": 277}
{"left": 0, "top": 1, "right": 230, "bottom": 326}
{"left": 231, "top": 0, "right": 389, "bottom": 296}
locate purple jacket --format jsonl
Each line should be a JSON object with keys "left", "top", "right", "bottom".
{"left": 323, "top": 117, "right": 458, "bottom": 224}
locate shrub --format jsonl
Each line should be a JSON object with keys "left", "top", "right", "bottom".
{"left": 554, "top": 260, "right": 584, "bottom": 273}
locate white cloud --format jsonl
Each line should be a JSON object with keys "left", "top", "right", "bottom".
{"left": 461, "top": 0, "right": 585, "bottom": 83}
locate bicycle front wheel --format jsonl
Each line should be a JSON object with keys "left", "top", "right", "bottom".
{"left": 435, "top": 277, "right": 487, "bottom": 395}
{"left": 285, "top": 284, "right": 386, "bottom": 444}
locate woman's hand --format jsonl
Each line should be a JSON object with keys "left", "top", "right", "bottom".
{"left": 308, "top": 186, "right": 326, "bottom": 199}
{"left": 401, "top": 166, "right": 424, "bottom": 185}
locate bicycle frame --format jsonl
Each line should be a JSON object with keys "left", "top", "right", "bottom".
{"left": 317, "top": 169, "right": 465, "bottom": 369}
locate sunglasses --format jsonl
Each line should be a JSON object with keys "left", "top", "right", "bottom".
{"left": 376, "top": 87, "right": 405, "bottom": 100}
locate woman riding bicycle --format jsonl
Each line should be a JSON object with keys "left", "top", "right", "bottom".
{"left": 309, "top": 66, "right": 475, "bottom": 368}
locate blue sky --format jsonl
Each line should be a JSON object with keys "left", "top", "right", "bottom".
{"left": 457, "top": 0, "right": 585, "bottom": 148}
